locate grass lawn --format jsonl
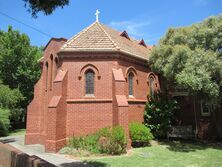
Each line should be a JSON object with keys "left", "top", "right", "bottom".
{"left": 82, "top": 141, "right": 222, "bottom": 167}
{"left": 8, "top": 129, "right": 26, "bottom": 136}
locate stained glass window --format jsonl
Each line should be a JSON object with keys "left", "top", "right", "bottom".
{"left": 128, "top": 72, "right": 134, "bottom": 96}
{"left": 149, "top": 77, "right": 155, "bottom": 96}
{"left": 85, "top": 70, "right": 95, "bottom": 95}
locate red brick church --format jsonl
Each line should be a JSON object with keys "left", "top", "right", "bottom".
{"left": 25, "top": 14, "right": 222, "bottom": 152}
{"left": 25, "top": 18, "right": 160, "bottom": 152}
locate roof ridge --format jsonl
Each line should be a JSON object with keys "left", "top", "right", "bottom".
{"left": 61, "top": 22, "right": 97, "bottom": 49}
{"left": 97, "top": 23, "right": 119, "bottom": 50}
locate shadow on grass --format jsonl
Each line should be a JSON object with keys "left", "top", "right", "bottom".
{"left": 60, "top": 161, "right": 108, "bottom": 167}
{"left": 158, "top": 140, "right": 222, "bottom": 152}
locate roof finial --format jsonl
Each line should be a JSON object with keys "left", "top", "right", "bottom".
{"left": 95, "top": 9, "right": 100, "bottom": 22}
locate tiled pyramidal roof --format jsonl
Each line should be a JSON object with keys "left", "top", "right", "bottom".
{"left": 60, "top": 22, "right": 152, "bottom": 60}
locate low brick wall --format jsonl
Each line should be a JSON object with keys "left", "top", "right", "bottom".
{"left": 0, "top": 142, "right": 56, "bottom": 167}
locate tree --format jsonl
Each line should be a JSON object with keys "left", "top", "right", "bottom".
{"left": 150, "top": 15, "right": 222, "bottom": 107}
{"left": 144, "top": 92, "right": 178, "bottom": 138}
{"left": 23, "top": 0, "right": 69, "bottom": 17}
{"left": 0, "top": 26, "right": 42, "bottom": 125}
{"left": 0, "top": 108, "right": 10, "bottom": 136}
{"left": 150, "top": 15, "right": 222, "bottom": 137}
{"left": 0, "top": 81, "right": 23, "bottom": 134}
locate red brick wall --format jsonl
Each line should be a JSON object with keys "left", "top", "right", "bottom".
{"left": 66, "top": 102, "right": 113, "bottom": 137}
{"left": 26, "top": 38, "right": 67, "bottom": 147}
{"left": 26, "top": 47, "right": 157, "bottom": 152}
{"left": 62, "top": 57, "right": 115, "bottom": 99}
{"left": 128, "top": 103, "right": 145, "bottom": 123}
{"left": 117, "top": 58, "right": 150, "bottom": 123}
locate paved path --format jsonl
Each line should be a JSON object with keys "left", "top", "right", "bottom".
{"left": 0, "top": 135, "right": 88, "bottom": 167}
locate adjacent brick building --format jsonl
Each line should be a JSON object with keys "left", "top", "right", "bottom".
{"left": 25, "top": 21, "right": 160, "bottom": 152}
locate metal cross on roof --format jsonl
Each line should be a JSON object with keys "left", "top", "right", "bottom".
{"left": 95, "top": 9, "right": 100, "bottom": 22}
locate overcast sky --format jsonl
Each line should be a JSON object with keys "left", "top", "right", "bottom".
{"left": 0, "top": 0, "right": 221, "bottom": 47}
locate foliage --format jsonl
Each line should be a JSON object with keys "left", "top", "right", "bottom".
{"left": 150, "top": 15, "right": 222, "bottom": 107}
{"left": 69, "top": 134, "right": 100, "bottom": 154}
{"left": 129, "top": 122, "right": 153, "bottom": 143}
{"left": 98, "top": 126, "right": 127, "bottom": 155}
{"left": 0, "top": 108, "right": 10, "bottom": 136}
{"left": 0, "top": 26, "right": 42, "bottom": 125}
{"left": 68, "top": 126, "right": 127, "bottom": 155}
{"left": 144, "top": 92, "right": 178, "bottom": 138}
{"left": 23, "top": 0, "right": 69, "bottom": 17}
{"left": 0, "top": 82, "right": 24, "bottom": 123}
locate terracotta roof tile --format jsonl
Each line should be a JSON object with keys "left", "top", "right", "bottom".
{"left": 60, "top": 22, "right": 151, "bottom": 60}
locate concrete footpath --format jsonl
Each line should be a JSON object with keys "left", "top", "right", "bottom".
{"left": 0, "top": 135, "right": 91, "bottom": 167}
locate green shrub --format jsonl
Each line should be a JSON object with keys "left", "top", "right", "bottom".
{"left": 0, "top": 108, "right": 10, "bottom": 136}
{"left": 129, "top": 122, "right": 153, "bottom": 143}
{"left": 69, "top": 134, "right": 100, "bottom": 153}
{"left": 144, "top": 92, "right": 178, "bottom": 138}
{"left": 0, "top": 82, "right": 24, "bottom": 127}
{"left": 68, "top": 126, "right": 127, "bottom": 155}
{"left": 98, "top": 126, "right": 127, "bottom": 155}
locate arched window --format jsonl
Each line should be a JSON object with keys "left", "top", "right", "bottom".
{"left": 45, "top": 62, "right": 48, "bottom": 91}
{"left": 50, "top": 55, "right": 53, "bottom": 90}
{"left": 149, "top": 76, "right": 155, "bottom": 96}
{"left": 85, "top": 69, "right": 95, "bottom": 95}
{"left": 128, "top": 72, "right": 134, "bottom": 96}
{"left": 54, "top": 57, "right": 58, "bottom": 79}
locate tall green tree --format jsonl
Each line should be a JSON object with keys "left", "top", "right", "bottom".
{"left": 0, "top": 26, "right": 42, "bottom": 124}
{"left": 23, "top": 0, "right": 69, "bottom": 17}
{"left": 150, "top": 15, "right": 222, "bottom": 107}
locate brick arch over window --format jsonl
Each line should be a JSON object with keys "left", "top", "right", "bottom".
{"left": 79, "top": 64, "right": 101, "bottom": 80}
{"left": 147, "top": 72, "right": 160, "bottom": 95}
{"left": 125, "top": 66, "right": 138, "bottom": 82}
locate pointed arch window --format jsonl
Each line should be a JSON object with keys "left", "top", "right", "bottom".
{"left": 45, "top": 62, "right": 48, "bottom": 91}
{"left": 54, "top": 57, "right": 59, "bottom": 79}
{"left": 50, "top": 54, "right": 53, "bottom": 90}
{"left": 128, "top": 72, "right": 134, "bottom": 96}
{"left": 149, "top": 76, "right": 155, "bottom": 96}
{"left": 85, "top": 69, "right": 95, "bottom": 95}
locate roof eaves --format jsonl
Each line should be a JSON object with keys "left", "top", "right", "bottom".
{"left": 58, "top": 47, "right": 149, "bottom": 62}
{"left": 58, "top": 48, "right": 118, "bottom": 54}
{"left": 118, "top": 49, "right": 148, "bottom": 62}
